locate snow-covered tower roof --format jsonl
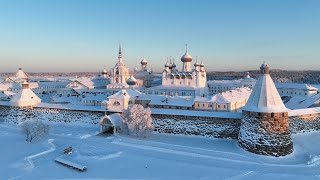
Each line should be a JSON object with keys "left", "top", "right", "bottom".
{"left": 242, "top": 63, "right": 289, "bottom": 113}
{"left": 16, "top": 68, "right": 28, "bottom": 79}
{"left": 10, "top": 68, "right": 29, "bottom": 83}
{"left": 10, "top": 81, "right": 41, "bottom": 107}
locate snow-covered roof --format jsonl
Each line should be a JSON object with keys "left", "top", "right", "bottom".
{"left": 0, "top": 91, "right": 14, "bottom": 99}
{"left": 0, "top": 82, "right": 15, "bottom": 90}
{"left": 242, "top": 64, "right": 289, "bottom": 113}
{"left": 100, "top": 113, "right": 122, "bottom": 127}
{"left": 284, "top": 93, "right": 320, "bottom": 109}
{"left": 194, "top": 87, "right": 251, "bottom": 104}
{"left": 37, "top": 81, "right": 70, "bottom": 88}
{"left": 147, "top": 85, "right": 197, "bottom": 91}
{"left": 68, "top": 77, "right": 95, "bottom": 89}
{"left": 207, "top": 80, "right": 242, "bottom": 86}
{"left": 50, "top": 96, "right": 79, "bottom": 104}
{"left": 10, "top": 88, "right": 41, "bottom": 107}
{"left": 289, "top": 107, "right": 320, "bottom": 117}
{"left": 15, "top": 68, "right": 28, "bottom": 79}
{"left": 138, "top": 94, "right": 194, "bottom": 107}
{"left": 81, "top": 94, "right": 108, "bottom": 101}
{"left": 211, "top": 87, "right": 251, "bottom": 103}
{"left": 108, "top": 89, "right": 143, "bottom": 100}
{"left": 276, "top": 83, "right": 318, "bottom": 91}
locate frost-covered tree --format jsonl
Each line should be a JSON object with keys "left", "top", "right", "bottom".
{"left": 121, "top": 104, "right": 153, "bottom": 138}
{"left": 21, "top": 120, "right": 49, "bottom": 143}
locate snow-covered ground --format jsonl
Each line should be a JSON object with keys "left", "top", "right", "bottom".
{"left": 1, "top": 121, "right": 320, "bottom": 180}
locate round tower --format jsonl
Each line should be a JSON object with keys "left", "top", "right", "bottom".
{"left": 238, "top": 62, "right": 293, "bottom": 157}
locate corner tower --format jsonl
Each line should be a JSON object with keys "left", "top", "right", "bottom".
{"left": 238, "top": 62, "right": 293, "bottom": 157}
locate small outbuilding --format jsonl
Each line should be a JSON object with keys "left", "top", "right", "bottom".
{"left": 99, "top": 113, "right": 122, "bottom": 134}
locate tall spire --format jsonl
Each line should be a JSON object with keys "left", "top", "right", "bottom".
{"left": 185, "top": 43, "right": 188, "bottom": 53}
{"left": 118, "top": 44, "right": 122, "bottom": 63}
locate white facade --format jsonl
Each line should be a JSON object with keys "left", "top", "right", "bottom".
{"left": 105, "top": 89, "right": 142, "bottom": 112}
{"left": 194, "top": 87, "right": 251, "bottom": 112}
{"left": 207, "top": 72, "right": 257, "bottom": 95}
{"left": 276, "top": 83, "right": 318, "bottom": 98}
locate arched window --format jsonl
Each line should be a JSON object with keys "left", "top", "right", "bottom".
{"left": 128, "top": 100, "right": 133, "bottom": 104}
{"left": 113, "top": 101, "right": 120, "bottom": 106}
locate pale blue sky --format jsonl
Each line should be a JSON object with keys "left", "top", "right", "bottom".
{"left": 0, "top": 0, "right": 319, "bottom": 72}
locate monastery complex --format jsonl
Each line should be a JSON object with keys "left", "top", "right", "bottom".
{"left": 1, "top": 45, "right": 320, "bottom": 157}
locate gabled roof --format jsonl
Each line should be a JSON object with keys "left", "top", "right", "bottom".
{"left": 138, "top": 94, "right": 194, "bottom": 107}
{"left": 108, "top": 89, "right": 142, "bottom": 100}
{"left": 276, "top": 83, "right": 318, "bottom": 91}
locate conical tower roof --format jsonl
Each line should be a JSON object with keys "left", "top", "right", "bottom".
{"left": 10, "top": 81, "right": 41, "bottom": 107}
{"left": 242, "top": 63, "right": 289, "bottom": 113}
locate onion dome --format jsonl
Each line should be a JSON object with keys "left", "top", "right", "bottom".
{"left": 181, "top": 44, "right": 193, "bottom": 62}
{"left": 165, "top": 61, "right": 170, "bottom": 68}
{"left": 141, "top": 57, "right": 148, "bottom": 66}
{"left": 127, "top": 75, "right": 137, "bottom": 86}
{"left": 172, "top": 60, "right": 177, "bottom": 68}
{"left": 194, "top": 61, "right": 200, "bottom": 66}
{"left": 102, "top": 67, "right": 108, "bottom": 75}
{"left": 200, "top": 62, "right": 205, "bottom": 67}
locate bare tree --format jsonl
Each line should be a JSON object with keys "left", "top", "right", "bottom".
{"left": 21, "top": 120, "right": 49, "bottom": 143}
{"left": 121, "top": 104, "right": 153, "bottom": 138}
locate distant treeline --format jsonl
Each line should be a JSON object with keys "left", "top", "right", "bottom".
{"left": 1, "top": 70, "right": 320, "bottom": 84}
{"left": 206, "top": 70, "right": 320, "bottom": 84}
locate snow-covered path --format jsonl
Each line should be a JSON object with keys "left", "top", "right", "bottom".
{"left": 25, "top": 139, "right": 56, "bottom": 169}
{"left": 2, "top": 123, "right": 320, "bottom": 179}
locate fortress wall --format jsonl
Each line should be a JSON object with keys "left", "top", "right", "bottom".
{"left": 289, "top": 115, "right": 320, "bottom": 133}
{"left": 2, "top": 104, "right": 320, "bottom": 138}
{"left": 0, "top": 105, "right": 105, "bottom": 125}
{"left": 152, "top": 114, "right": 241, "bottom": 139}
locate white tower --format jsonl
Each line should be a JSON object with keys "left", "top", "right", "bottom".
{"left": 110, "top": 45, "right": 130, "bottom": 84}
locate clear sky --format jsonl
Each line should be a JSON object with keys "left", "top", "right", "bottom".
{"left": 0, "top": 0, "right": 319, "bottom": 72}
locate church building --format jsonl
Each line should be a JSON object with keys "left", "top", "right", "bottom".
{"left": 146, "top": 45, "right": 207, "bottom": 97}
